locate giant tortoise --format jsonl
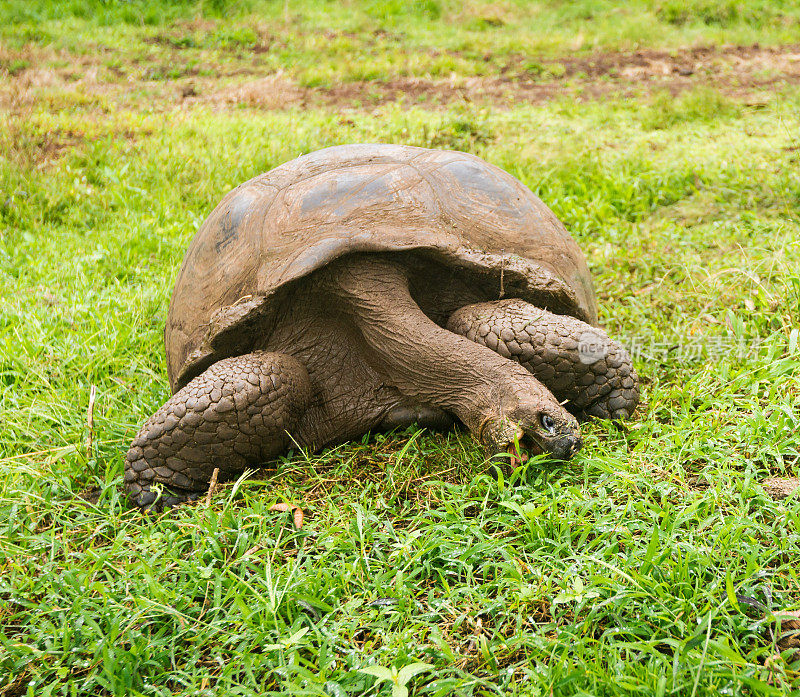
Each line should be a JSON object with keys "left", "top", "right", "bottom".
{"left": 126, "top": 144, "right": 638, "bottom": 509}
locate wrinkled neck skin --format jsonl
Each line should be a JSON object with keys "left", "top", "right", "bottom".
{"left": 306, "top": 253, "right": 569, "bottom": 448}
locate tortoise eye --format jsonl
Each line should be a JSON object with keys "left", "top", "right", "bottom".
{"left": 540, "top": 414, "right": 556, "bottom": 433}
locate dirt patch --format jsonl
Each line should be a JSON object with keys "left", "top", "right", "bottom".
{"left": 32, "top": 129, "right": 86, "bottom": 163}
{"left": 527, "top": 44, "right": 800, "bottom": 80}
{"left": 2, "top": 43, "right": 799, "bottom": 113}
{"left": 314, "top": 44, "right": 800, "bottom": 109}
{"left": 198, "top": 44, "right": 800, "bottom": 110}
{"left": 211, "top": 71, "right": 302, "bottom": 108}
{"left": 1, "top": 122, "right": 87, "bottom": 169}
{"left": 0, "top": 51, "right": 111, "bottom": 110}
{"left": 762, "top": 476, "right": 800, "bottom": 500}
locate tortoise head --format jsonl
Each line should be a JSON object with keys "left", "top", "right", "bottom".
{"left": 480, "top": 396, "right": 582, "bottom": 465}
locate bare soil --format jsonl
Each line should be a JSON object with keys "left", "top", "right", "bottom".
{"left": 2, "top": 44, "right": 799, "bottom": 114}
{"left": 313, "top": 44, "right": 800, "bottom": 109}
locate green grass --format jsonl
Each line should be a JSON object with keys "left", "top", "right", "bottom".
{"left": 3, "top": 0, "right": 800, "bottom": 88}
{"left": 2, "top": 2, "right": 800, "bottom": 695}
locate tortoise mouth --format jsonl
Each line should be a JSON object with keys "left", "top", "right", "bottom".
{"left": 507, "top": 431, "right": 581, "bottom": 466}
{"left": 506, "top": 433, "right": 543, "bottom": 467}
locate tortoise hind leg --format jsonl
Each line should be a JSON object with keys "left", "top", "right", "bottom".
{"left": 447, "top": 300, "right": 639, "bottom": 420}
{"left": 125, "top": 351, "right": 312, "bottom": 511}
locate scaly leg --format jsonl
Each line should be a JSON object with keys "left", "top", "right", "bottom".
{"left": 125, "top": 351, "right": 312, "bottom": 510}
{"left": 447, "top": 299, "right": 638, "bottom": 420}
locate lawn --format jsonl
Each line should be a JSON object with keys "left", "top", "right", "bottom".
{"left": 1, "top": 1, "right": 800, "bottom": 695}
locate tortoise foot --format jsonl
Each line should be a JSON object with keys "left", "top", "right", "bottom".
{"left": 125, "top": 351, "right": 312, "bottom": 510}
{"left": 127, "top": 483, "right": 202, "bottom": 512}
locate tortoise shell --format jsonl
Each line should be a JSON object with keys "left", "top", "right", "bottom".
{"left": 165, "top": 144, "right": 598, "bottom": 391}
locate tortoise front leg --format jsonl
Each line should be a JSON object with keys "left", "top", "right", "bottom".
{"left": 447, "top": 300, "right": 639, "bottom": 420}
{"left": 125, "top": 351, "right": 312, "bottom": 511}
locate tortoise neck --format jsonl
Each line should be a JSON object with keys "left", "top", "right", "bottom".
{"left": 321, "top": 254, "right": 554, "bottom": 435}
